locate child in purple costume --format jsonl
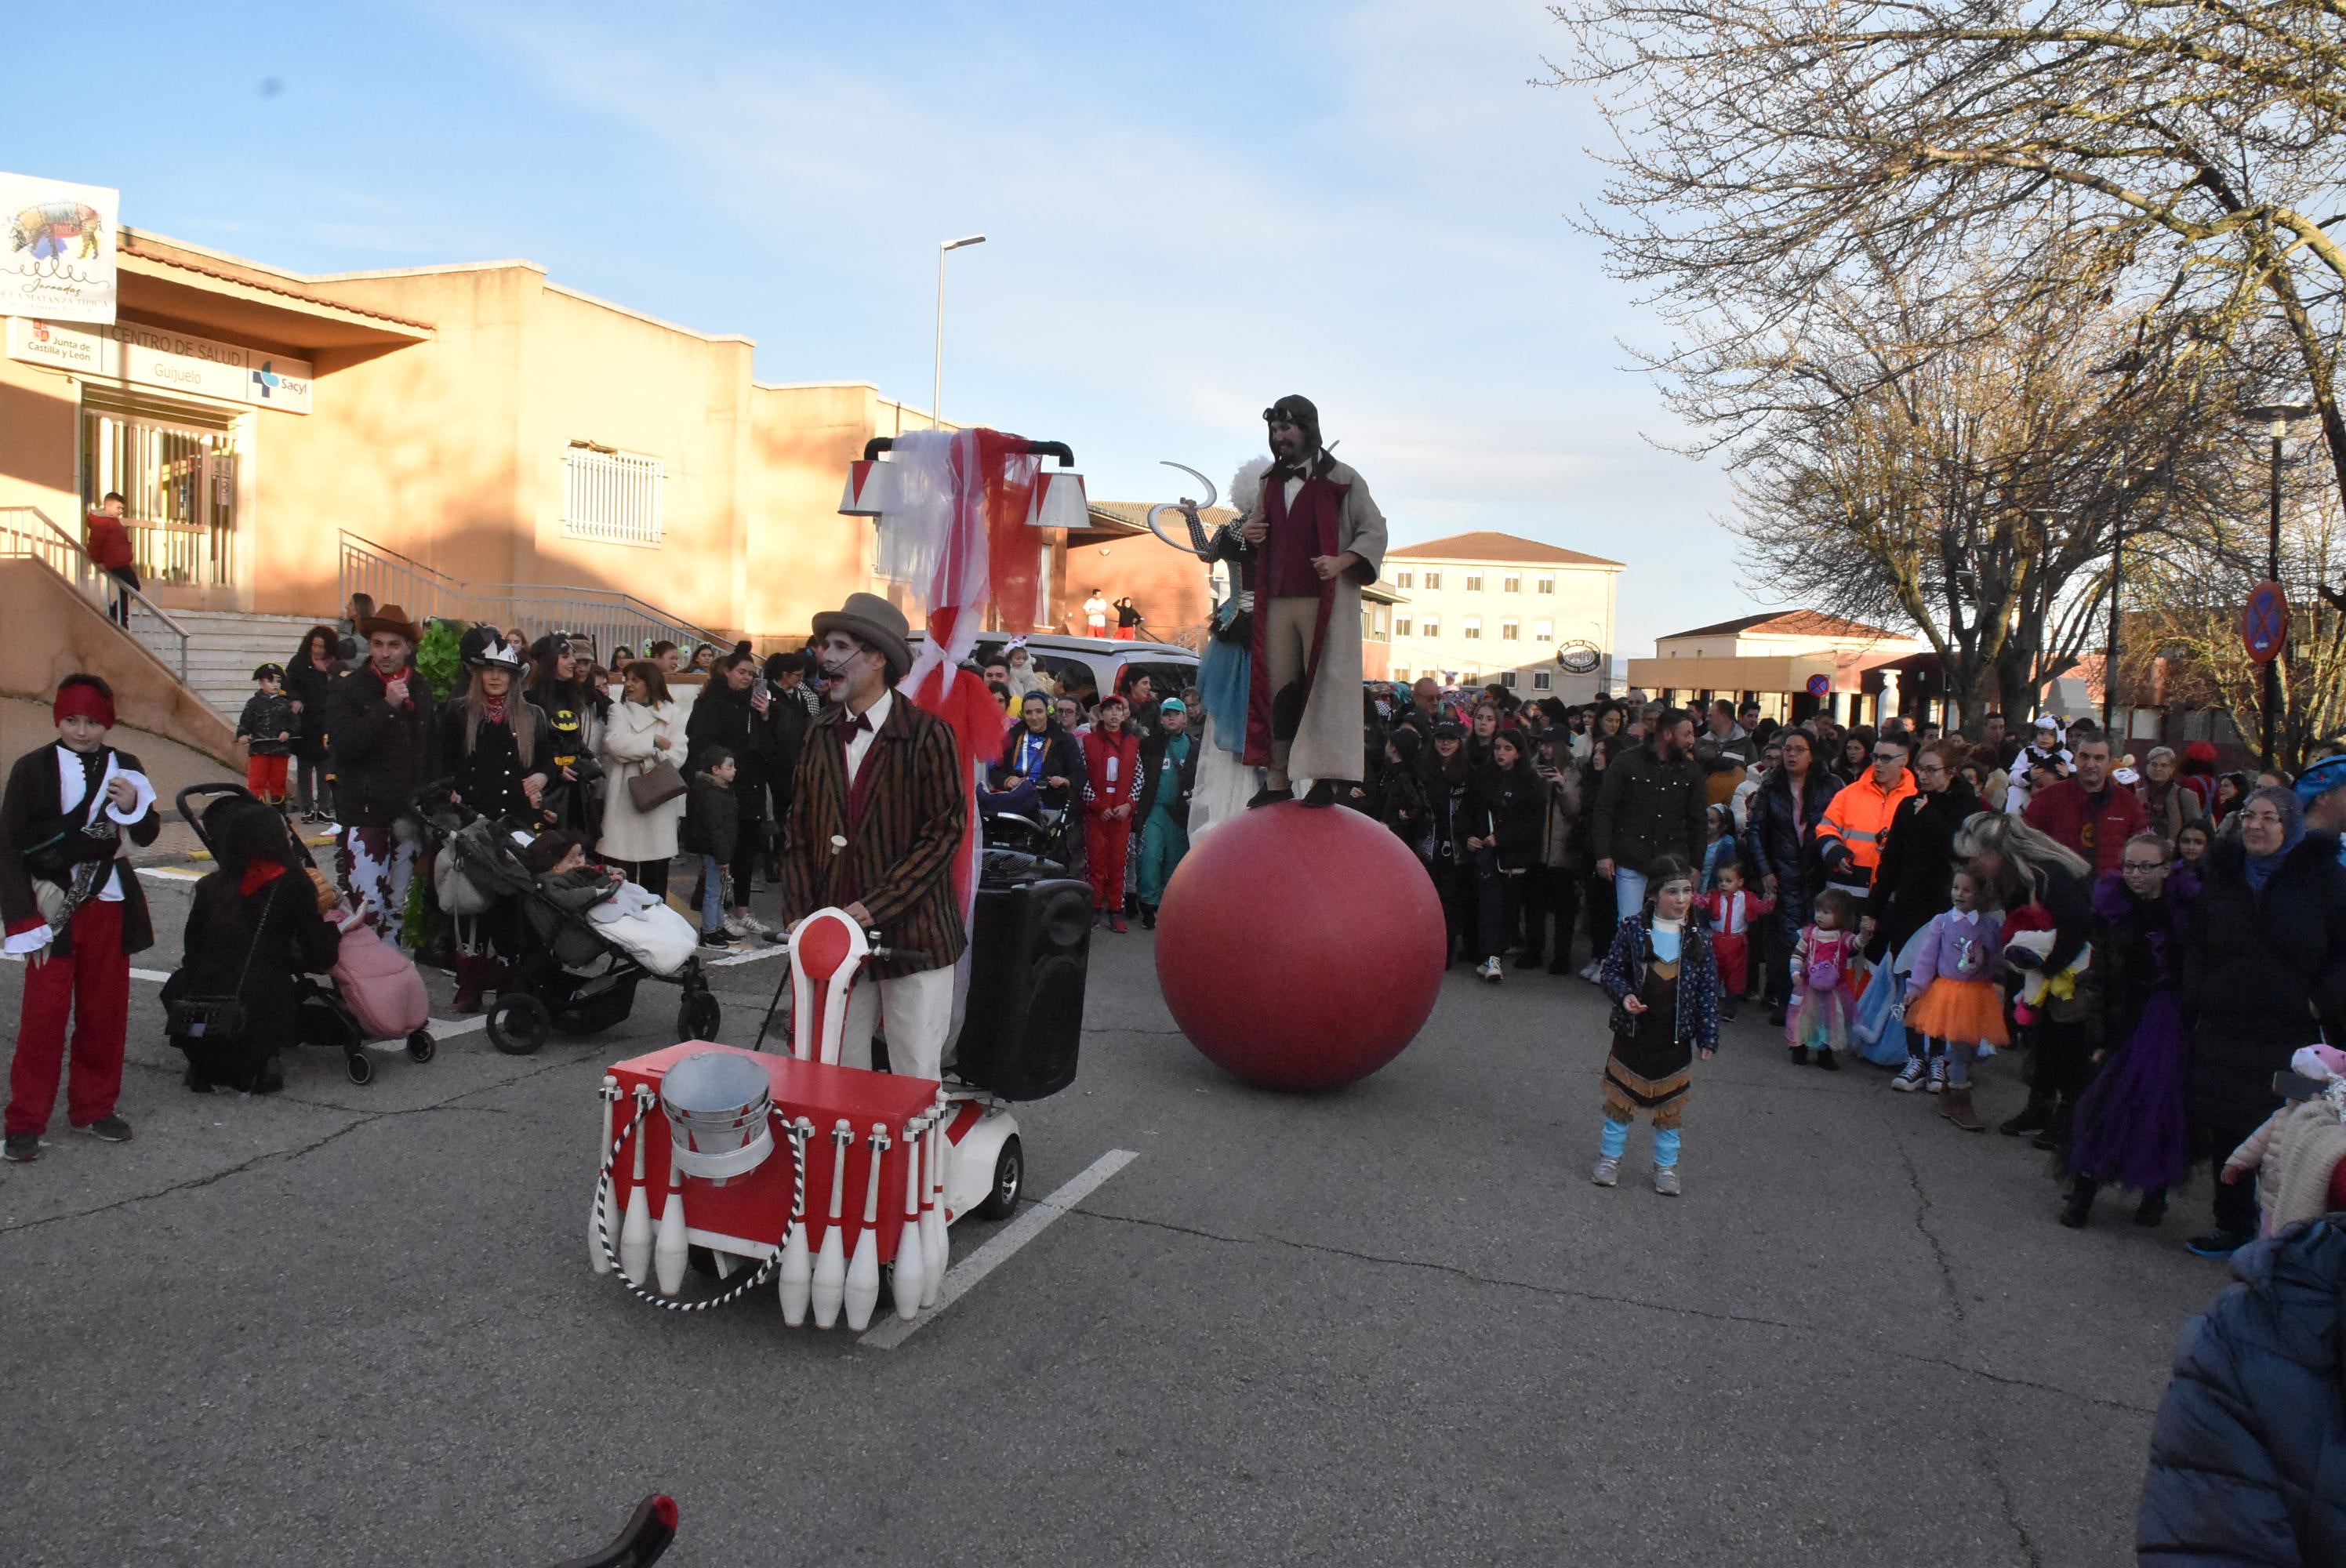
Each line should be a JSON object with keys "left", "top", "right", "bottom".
{"left": 2064, "top": 833, "right": 2195, "bottom": 1229}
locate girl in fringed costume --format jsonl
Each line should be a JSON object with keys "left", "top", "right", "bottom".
{"left": 1901, "top": 866, "right": 2007, "bottom": 1128}
{"left": 1595, "top": 855, "right": 1720, "bottom": 1196}
{"left": 2064, "top": 833, "right": 2195, "bottom": 1228}
{"left": 1786, "top": 887, "right": 1861, "bottom": 1069}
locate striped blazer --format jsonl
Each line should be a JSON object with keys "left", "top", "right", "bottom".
{"left": 779, "top": 693, "right": 967, "bottom": 979}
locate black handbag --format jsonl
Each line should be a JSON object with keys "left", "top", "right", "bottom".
{"left": 164, "top": 880, "right": 281, "bottom": 1043}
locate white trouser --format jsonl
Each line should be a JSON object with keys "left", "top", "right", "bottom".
{"left": 837, "top": 964, "right": 955, "bottom": 1081}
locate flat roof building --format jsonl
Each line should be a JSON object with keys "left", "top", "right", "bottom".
{"left": 2, "top": 228, "right": 1059, "bottom": 650}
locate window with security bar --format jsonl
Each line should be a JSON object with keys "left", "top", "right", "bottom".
{"left": 562, "top": 444, "right": 665, "bottom": 546}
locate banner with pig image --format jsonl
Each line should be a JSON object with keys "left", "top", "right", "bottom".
{"left": 0, "top": 171, "right": 118, "bottom": 325}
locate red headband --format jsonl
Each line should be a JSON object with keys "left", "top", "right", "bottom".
{"left": 53, "top": 682, "right": 115, "bottom": 731}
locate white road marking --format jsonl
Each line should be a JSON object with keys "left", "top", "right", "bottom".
{"left": 860, "top": 1148, "right": 1138, "bottom": 1350}
{"left": 708, "top": 942, "right": 788, "bottom": 967}
{"left": 136, "top": 866, "right": 202, "bottom": 883}
{"left": 2, "top": 956, "right": 493, "bottom": 1041}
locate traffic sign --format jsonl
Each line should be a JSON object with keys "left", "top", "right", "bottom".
{"left": 2243, "top": 580, "right": 2290, "bottom": 665}
{"left": 1806, "top": 673, "right": 1832, "bottom": 697}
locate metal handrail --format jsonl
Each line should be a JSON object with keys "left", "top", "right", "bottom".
{"left": 0, "top": 505, "right": 193, "bottom": 680}
{"left": 340, "top": 532, "right": 729, "bottom": 659}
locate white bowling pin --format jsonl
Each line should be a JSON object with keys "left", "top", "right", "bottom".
{"left": 893, "top": 1120, "right": 926, "bottom": 1320}
{"left": 812, "top": 1120, "right": 851, "bottom": 1328}
{"left": 619, "top": 1091, "right": 653, "bottom": 1285}
{"left": 653, "top": 1151, "right": 688, "bottom": 1297}
{"left": 921, "top": 1115, "right": 948, "bottom": 1302}
{"left": 590, "top": 1076, "right": 617, "bottom": 1275}
{"left": 778, "top": 1119, "right": 813, "bottom": 1326}
{"left": 844, "top": 1126, "right": 887, "bottom": 1331}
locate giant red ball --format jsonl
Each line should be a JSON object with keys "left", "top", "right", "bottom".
{"left": 1153, "top": 800, "right": 1445, "bottom": 1091}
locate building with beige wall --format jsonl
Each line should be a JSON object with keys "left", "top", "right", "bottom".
{"left": 1382, "top": 532, "right": 1622, "bottom": 702}
{"left": 1, "top": 228, "right": 1062, "bottom": 649}
{"left": 1628, "top": 611, "right": 1926, "bottom": 727}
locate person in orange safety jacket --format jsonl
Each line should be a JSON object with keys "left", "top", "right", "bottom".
{"left": 1816, "top": 731, "right": 1917, "bottom": 899}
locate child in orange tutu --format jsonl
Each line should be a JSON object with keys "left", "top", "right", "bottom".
{"left": 1901, "top": 866, "right": 2008, "bottom": 1131}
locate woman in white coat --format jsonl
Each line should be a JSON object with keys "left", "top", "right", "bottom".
{"left": 596, "top": 660, "right": 687, "bottom": 896}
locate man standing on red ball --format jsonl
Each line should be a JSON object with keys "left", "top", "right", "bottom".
{"left": 1081, "top": 693, "right": 1141, "bottom": 931}
{"left": 1241, "top": 394, "right": 1388, "bottom": 808}
{"left": 1, "top": 675, "right": 162, "bottom": 1162}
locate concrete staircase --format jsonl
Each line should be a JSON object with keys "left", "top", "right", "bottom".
{"left": 172, "top": 609, "right": 332, "bottom": 724}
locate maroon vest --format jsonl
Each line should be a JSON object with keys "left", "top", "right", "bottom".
{"left": 1262, "top": 467, "right": 1343, "bottom": 598}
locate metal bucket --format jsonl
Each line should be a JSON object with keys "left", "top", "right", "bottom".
{"left": 659, "top": 1051, "right": 774, "bottom": 1183}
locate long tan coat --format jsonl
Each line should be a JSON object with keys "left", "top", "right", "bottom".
{"left": 1243, "top": 456, "right": 1387, "bottom": 784}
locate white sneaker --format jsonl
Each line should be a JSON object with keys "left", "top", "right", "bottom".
{"left": 1654, "top": 1167, "right": 1682, "bottom": 1196}
{"left": 1578, "top": 960, "right": 1603, "bottom": 983}
{"left": 1592, "top": 1156, "right": 1620, "bottom": 1187}
{"left": 734, "top": 913, "right": 773, "bottom": 936}
{"left": 722, "top": 917, "right": 750, "bottom": 938}
{"left": 1477, "top": 957, "right": 1503, "bottom": 983}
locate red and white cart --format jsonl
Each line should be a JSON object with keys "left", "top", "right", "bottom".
{"left": 589, "top": 907, "right": 1024, "bottom": 1330}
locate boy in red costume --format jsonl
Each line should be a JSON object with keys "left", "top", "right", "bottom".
{"left": 0, "top": 675, "right": 162, "bottom": 1161}
{"left": 1698, "top": 859, "right": 1774, "bottom": 1021}
{"left": 1081, "top": 695, "right": 1141, "bottom": 931}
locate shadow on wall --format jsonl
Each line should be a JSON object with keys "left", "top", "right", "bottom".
{"left": 0, "top": 372, "right": 78, "bottom": 495}
{"left": 0, "top": 559, "right": 242, "bottom": 766}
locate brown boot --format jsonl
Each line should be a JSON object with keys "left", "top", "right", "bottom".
{"left": 1941, "top": 1083, "right": 1985, "bottom": 1132}
{"left": 451, "top": 955, "right": 488, "bottom": 1014}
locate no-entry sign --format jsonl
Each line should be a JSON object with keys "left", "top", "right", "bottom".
{"left": 2242, "top": 580, "right": 2290, "bottom": 665}
{"left": 1806, "top": 673, "right": 1832, "bottom": 697}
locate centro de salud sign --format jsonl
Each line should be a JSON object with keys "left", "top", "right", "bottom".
{"left": 3, "top": 314, "right": 313, "bottom": 415}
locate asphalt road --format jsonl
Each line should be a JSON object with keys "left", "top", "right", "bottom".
{"left": 0, "top": 866, "right": 2222, "bottom": 1567}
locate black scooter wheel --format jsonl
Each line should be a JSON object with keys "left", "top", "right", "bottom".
{"left": 975, "top": 1134, "right": 1022, "bottom": 1221}
{"left": 345, "top": 1051, "right": 375, "bottom": 1086}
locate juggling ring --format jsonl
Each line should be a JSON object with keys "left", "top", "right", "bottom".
{"left": 1142, "top": 461, "right": 1219, "bottom": 555}
{"left": 592, "top": 1099, "right": 803, "bottom": 1312}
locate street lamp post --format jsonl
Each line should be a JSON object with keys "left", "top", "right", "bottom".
{"left": 932, "top": 234, "right": 986, "bottom": 429}
{"left": 2241, "top": 401, "right": 2314, "bottom": 769}
{"left": 2102, "top": 463, "right": 2128, "bottom": 740}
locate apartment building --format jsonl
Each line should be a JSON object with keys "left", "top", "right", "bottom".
{"left": 1382, "top": 532, "right": 1622, "bottom": 702}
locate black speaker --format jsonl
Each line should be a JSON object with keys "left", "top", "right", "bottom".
{"left": 951, "top": 874, "right": 1091, "bottom": 1100}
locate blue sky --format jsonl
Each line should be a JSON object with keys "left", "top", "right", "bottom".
{"left": 15, "top": 0, "right": 1752, "bottom": 656}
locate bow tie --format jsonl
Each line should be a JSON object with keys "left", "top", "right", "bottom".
{"left": 844, "top": 711, "right": 873, "bottom": 736}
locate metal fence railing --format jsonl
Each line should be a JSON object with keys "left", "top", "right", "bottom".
{"left": 339, "top": 532, "right": 728, "bottom": 661}
{"left": 0, "top": 505, "right": 193, "bottom": 681}
{"left": 337, "top": 529, "right": 464, "bottom": 626}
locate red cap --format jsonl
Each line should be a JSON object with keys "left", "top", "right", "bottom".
{"left": 2184, "top": 740, "right": 2218, "bottom": 766}
{"left": 52, "top": 679, "right": 115, "bottom": 731}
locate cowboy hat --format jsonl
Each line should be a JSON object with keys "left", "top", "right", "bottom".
{"left": 357, "top": 603, "right": 423, "bottom": 643}
{"left": 467, "top": 640, "right": 527, "bottom": 673}
{"left": 810, "top": 591, "right": 913, "bottom": 680}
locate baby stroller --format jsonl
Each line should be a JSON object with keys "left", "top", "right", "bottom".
{"left": 426, "top": 798, "right": 721, "bottom": 1056}
{"left": 176, "top": 784, "right": 435, "bottom": 1086}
